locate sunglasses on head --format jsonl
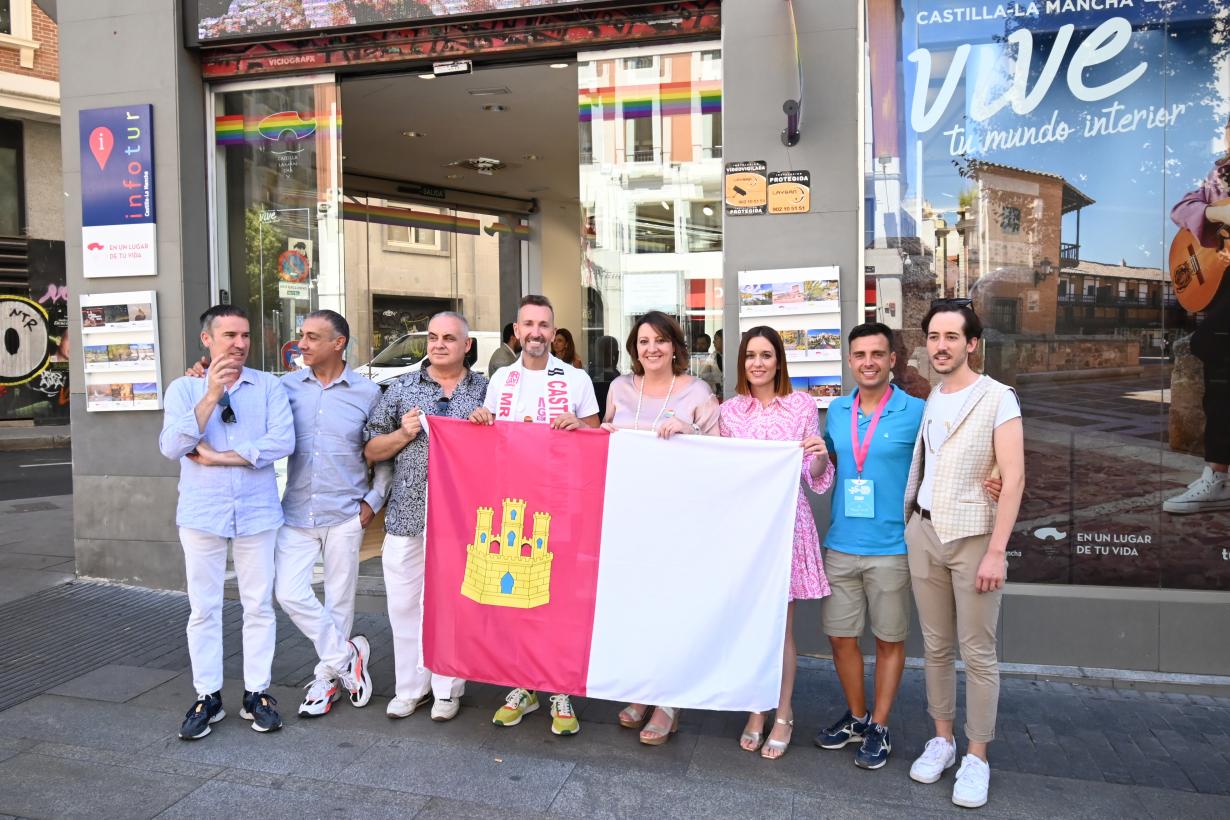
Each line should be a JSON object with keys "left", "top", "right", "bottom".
{"left": 432, "top": 395, "right": 451, "bottom": 416}
{"left": 219, "top": 391, "right": 236, "bottom": 424}
{"left": 930, "top": 298, "right": 973, "bottom": 309}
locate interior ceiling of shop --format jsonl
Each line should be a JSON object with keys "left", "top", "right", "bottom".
{"left": 342, "top": 62, "right": 581, "bottom": 204}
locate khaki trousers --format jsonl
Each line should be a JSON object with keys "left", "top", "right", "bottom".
{"left": 905, "top": 512, "right": 1003, "bottom": 743}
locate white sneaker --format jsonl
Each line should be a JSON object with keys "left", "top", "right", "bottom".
{"left": 297, "top": 676, "right": 340, "bottom": 718}
{"left": 339, "top": 636, "right": 373, "bottom": 708}
{"left": 386, "top": 693, "right": 431, "bottom": 719}
{"left": 952, "top": 754, "right": 991, "bottom": 808}
{"left": 1163, "top": 466, "right": 1230, "bottom": 514}
{"left": 431, "top": 697, "right": 460, "bottom": 722}
{"left": 909, "top": 736, "right": 958, "bottom": 783}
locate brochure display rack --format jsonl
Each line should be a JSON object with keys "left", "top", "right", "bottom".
{"left": 80, "top": 290, "right": 163, "bottom": 411}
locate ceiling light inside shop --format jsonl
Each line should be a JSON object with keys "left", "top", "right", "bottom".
{"left": 418, "top": 73, "right": 436, "bottom": 79}
{"left": 467, "top": 86, "right": 511, "bottom": 96}
{"left": 522, "top": 154, "right": 541, "bottom": 161}
{"left": 661, "top": 201, "right": 671, "bottom": 210}
{"left": 550, "top": 63, "right": 569, "bottom": 69}
{"left": 481, "top": 104, "right": 508, "bottom": 112}
{"left": 401, "top": 131, "right": 425, "bottom": 138}
{"left": 702, "top": 206, "right": 714, "bottom": 216}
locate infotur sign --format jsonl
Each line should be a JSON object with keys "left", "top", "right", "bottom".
{"left": 79, "top": 104, "right": 157, "bottom": 279}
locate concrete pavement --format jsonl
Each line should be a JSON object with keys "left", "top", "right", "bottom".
{"left": 0, "top": 425, "right": 70, "bottom": 452}
{"left": 1, "top": 496, "right": 1229, "bottom": 818}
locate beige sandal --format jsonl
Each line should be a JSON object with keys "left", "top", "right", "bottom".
{"left": 761, "top": 716, "right": 793, "bottom": 760}
{"left": 639, "top": 706, "right": 680, "bottom": 746}
{"left": 740, "top": 712, "right": 765, "bottom": 752}
{"left": 618, "top": 703, "right": 649, "bottom": 729}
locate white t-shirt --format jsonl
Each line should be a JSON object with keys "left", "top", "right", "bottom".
{"left": 917, "top": 376, "right": 1021, "bottom": 511}
{"left": 484, "top": 361, "right": 600, "bottom": 423}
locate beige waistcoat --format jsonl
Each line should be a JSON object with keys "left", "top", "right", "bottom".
{"left": 903, "top": 376, "right": 1015, "bottom": 544}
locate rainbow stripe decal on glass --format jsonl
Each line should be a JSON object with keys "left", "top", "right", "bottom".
{"left": 484, "top": 222, "right": 531, "bottom": 238}
{"left": 215, "top": 112, "right": 343, "bottom": 145}
{"left": 341, "top": 201, "right": 481, "bottom": 236}
{"left": 579, "top": 81, "right": 721, "bottom": 122}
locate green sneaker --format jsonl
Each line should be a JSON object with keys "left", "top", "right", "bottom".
{"left": 493, "top": 688, "right": 538, "bottom": 726}
{"left": 550, "top": 693, "right": 580, "bottom": 736}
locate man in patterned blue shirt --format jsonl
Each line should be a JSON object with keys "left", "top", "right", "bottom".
{"left": 366, "top": 311, "right": 488, "bottom": 722}
{"left": 160, "top": 305, "right": 295, "bottom": 740}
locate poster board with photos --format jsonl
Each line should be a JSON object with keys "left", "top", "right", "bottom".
{"left": 737, "top": 266, "right": 841, "bottom": 409}
{"left": 80, "top": 290, "right": 162, "bottom": 412}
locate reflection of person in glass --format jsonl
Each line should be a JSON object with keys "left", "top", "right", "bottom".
{"left": 1165, "top": 116, "right": 1230, "bottom": 514}
{"left": 699, "top": 327, "right": 724, "bottom": 399}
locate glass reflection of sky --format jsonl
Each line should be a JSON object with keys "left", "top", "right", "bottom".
{"left": 895, "top": 1, "right": 1229, "bottom": 267}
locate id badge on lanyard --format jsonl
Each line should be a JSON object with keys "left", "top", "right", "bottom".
{"left": 844, "top": 387, "right": 892, "bottom": 519}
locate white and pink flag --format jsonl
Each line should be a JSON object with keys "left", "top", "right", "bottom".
{"left": 422, "top": 417, "right": 802, "bottom": 711}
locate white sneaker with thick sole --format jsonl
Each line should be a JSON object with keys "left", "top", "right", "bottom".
{"left": 339, "top": 636, "right": 373, "bottom": 708}
{"left": 1163, "top": 466, "right": 1230, "bottom": 514}
{"left": 910, "top": 736, "right": 958, "bottom": 784}
{"left": 431, "top": 697, "right": 461, "bottom": 721}
{"left": 952, "top": 754, "right": 991, "bottom": 808}
{"left": 386, "top": 693, "right": 431, "bottom": 719}
{"left": 298, "top": 676, "right": 341, "bottom": 718}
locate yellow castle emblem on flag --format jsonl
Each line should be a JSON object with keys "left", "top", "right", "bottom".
{"left": 460, "top": 498, "right": 554, "bottom": 609}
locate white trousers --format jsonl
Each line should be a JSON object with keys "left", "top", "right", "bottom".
{"left": 382, "top": 533, "right": 464, "bottom": 700}
{"left": 275, "top": 514, "right": 364, "bottom": 680}
{"left": 179, "top": 527, "right": 278, "bottom": 695}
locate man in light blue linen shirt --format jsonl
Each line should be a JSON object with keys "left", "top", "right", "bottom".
{"left": 276, "top": 310, "right": 391, "bottom": 719}
{"left": 159, "top": 304, "right": 294, "bottom": 740}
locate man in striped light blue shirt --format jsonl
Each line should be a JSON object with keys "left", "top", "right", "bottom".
{"left": 276, "top": 310, "right": 391, "bottom": 719}
{"left": 159, "top": 304, "right": 294, "bottom": 740}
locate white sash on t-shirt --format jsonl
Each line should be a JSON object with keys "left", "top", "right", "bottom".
{"left": 494, "top": 354, "right": 575, "bottom": 424}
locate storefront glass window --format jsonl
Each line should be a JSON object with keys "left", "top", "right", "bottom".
{"left": 579, "top": 44, "right": 724, "bottom": 398}
{"left": 212, "top": 79, "right": 343, "bottom": 373}
{"left": 864, "top": 1, "right": 1230, "bottom": 590}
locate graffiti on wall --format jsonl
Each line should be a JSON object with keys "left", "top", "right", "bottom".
{"left": 0, "top": 240, "right": 70, "bottom": 421}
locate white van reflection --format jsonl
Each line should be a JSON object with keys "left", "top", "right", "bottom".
{"left": 356, "top": 330, "right": 501, "bottom": 388}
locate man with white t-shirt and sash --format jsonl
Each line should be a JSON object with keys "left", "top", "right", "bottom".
{"left": 902, "top": 300, "right": 1025, "bottom": 811}
{"left": 469, "top": 293, "right": 600, "bottom": 735}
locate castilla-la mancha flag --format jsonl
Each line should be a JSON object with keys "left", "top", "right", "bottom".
{"left": 422, "top": 417, "right": 802, "bottom": 711}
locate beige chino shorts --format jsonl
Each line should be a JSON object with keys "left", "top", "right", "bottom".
{"left": 821, "top": 548, "right": 911, "bottom": 642}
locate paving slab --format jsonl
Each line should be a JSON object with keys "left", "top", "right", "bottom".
{"left": 48, "top": 664, "right": 180, "bottom": 703}
{"left": 547, "top": 763, "right": 794, "bottom": 820}
{"left": 483, "top": 716, "right": 699, "bottom": 777}
{"left": 29, "top": 741, "right": 223, "bottom": 779}
{"left": 0, "top": 695, "right": 170, "bottom": 753}
{"left": 154, "top": 779, "right": 426, "bottom": 820}
{"left": 296, "top": 696, "right": 501, "bottom": 748}
{"left": 336, "top": 736, "right": 575, "bottom": 811}
{"left": 0, "top": 752, "right": 204, "bottom": 819}
{"left": 0, "top": 567, "right": 74, "bottom": 605}
{"left": 413, "top": 796, "right": 550, "bottom": 820}
{"left": 150, "top": 720, "right": 377, "bottom": 780}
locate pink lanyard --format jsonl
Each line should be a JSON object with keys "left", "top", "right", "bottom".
{"left": 850, "top": 386, "right": 893, "bottom": 477}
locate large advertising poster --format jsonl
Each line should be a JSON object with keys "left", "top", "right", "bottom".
{"left": 865, "top": 1, "right": 1230, "bottom": 590}
{"left": 191, "top": 0, "right": 621, "bottom": 43}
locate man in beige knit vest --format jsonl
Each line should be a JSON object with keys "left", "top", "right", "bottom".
{"left": 902, "top": 302, "right": 1025, "bottom": 809}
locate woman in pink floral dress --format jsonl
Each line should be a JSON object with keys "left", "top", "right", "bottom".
{"left": 719, "top": 326, "right": 833, "bottom": 760}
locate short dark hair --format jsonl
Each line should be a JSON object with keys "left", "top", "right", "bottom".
{"left": 200, "top": 304, "right": 247, "bottom": 333}
{"left": 735, "top": 326, "right": 791, "bottom": 398}
{"left": 848, "top": 322, "right": 893, "bottom": 347}
{"left": 626, "top": 311, "right": 688, "bottom": 376}
{"left": 501, "top": 322, "right": 515, "bottom": 345}
{"left": 306, "top": 309, "right": 349, "bottom": 348}
{"left": 922, "top": 301, "right": 983, "bottom": 341}
{"left": 518, "top": 294, "right": 554, "bottom": 320}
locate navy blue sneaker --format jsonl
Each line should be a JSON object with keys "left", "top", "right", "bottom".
{"left": 179, "top": 691, "right": 224, "bottom": 740}
{"left": 855, "top": 722, "right": 892, "bottom": 769}
{"left": 240, "top": 690, "right": 283, "bottom": 733}
{"left": 815, "top": 709, "right": 869, "bottom": 749}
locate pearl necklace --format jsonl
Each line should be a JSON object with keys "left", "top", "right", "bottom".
{"left": 634, "top": 374, "right": 676, "bottom": 431}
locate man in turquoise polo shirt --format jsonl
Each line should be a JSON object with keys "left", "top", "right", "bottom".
{"left": 815, "top": 322, "right": 924, "bottom": 770}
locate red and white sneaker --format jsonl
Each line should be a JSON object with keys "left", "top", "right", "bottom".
{"left": 298, "top": 676, "right": 341, "bottom": 718}
{"left": 339, "top": 635, "right": 373, "bottom": 708}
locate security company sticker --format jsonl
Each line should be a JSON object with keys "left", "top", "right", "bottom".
{"left": 767, "top": 170, "right": 810, "bottom": 214}
{"left": 724, "top": 161, "right": 767, "bottom": 215}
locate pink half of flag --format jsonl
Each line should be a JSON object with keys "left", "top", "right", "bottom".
{"left": 422, "top": 417, "right": 801, "bottom": 711}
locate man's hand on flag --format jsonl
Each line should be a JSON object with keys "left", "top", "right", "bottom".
{"left": 400, "top": 408, "right": 423, "bottom": 441}
{"left": 469, "top": 407, "right": 494, "bottom": 425}
{"left": 551, "top": 412, "right": 583, "bottom": 431}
